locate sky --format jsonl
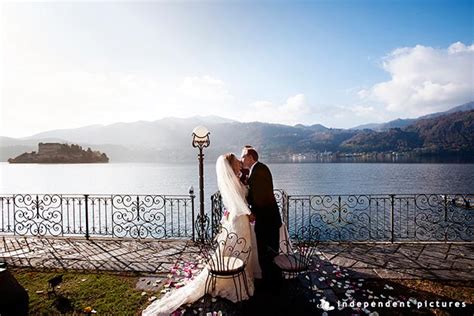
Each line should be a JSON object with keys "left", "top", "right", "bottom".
{"left": 0, "top": 0, "right": 473, "bottom": 137}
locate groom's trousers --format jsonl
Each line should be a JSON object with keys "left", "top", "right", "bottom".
{"left": 255, "top": 223, "right": 282, "bottom": 288}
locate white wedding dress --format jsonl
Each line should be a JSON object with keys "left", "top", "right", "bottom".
{"left": 142, "top": 156, "right": 260, "bottom": 316}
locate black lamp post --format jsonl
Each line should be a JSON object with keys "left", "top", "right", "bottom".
{"left": 192, "top": 126, "right": 210, "bottom": 242}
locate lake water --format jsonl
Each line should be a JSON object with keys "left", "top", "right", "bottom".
{"left": 1, "top": 162, "right": 473, "bottom": 197}
{"left": 1, "top": 162, "right": 473, "bottom": 241}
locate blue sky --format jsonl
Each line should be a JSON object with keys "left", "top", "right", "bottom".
{"left": 1, "top": 0, "right": 473, "bottom": 137}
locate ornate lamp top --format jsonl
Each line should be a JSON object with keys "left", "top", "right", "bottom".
{"left": 192, "top": 126, "right": 210, "bottom": 148}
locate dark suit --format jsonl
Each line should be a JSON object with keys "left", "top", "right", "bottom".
{"left": 239, "top": 168, "right": 249, "bottom": 185}
{"left": 247, "top": 161, "right": 282, "bottom": 285}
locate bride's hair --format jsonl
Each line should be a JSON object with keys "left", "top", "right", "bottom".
{"left": 216, "top": 153, "right": 250, "bottom": 219}
{"left": 224, "top": 153, "right": 238, "bottom": 171}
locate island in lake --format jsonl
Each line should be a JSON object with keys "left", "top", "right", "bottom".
{"left": 8, "top": 143, "right": 109, "bottom": 163}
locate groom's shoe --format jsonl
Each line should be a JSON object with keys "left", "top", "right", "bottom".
{"left": 258, "top": 278, "right": 277, "bottom": 296}
{"left": 253, "top": 278, "right": 264, "bottom": 296}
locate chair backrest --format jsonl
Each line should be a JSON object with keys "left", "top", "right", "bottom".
{"left": 200, "top": 227, "right": 251, "bottom": 272}
{"left": 277, "top": 226, "right": 320, "bottom": 271}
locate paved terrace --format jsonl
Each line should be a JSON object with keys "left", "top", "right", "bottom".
{"left": 3, "top": 236, "right": 473, "bottom": 315}
{"left": 1, "top": 236, "right": 472, "bottom": 280}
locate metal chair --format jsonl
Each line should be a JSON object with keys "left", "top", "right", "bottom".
{"left": 273, "top": 227, "right": 319, "bottom": 279}
{"left": 200, "top": 226, "right": 252, "bottom": 302}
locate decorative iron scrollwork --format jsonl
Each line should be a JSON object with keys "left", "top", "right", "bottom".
{"left": 210, "top": 191, "right": 473, "bottom": 242}
{"left": 13, "top": 194, "right": 63, "bottom": 236}
{"left": 1, "top": 193, "right": 195, "bottom": 240}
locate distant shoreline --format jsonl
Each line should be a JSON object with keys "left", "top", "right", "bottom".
{"left": 2, "top": 158, "right": 474, "bottom": 165}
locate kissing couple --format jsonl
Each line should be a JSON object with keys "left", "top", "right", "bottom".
{"left": 143, "top": 146, "right": 288, "bottom": 316}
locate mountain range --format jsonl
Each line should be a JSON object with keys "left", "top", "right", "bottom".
{"left": 1, "top": 102, "right": 473, "bottom": 162}
{"left": 351, "top": 102, "right": 474, "bottom": 131}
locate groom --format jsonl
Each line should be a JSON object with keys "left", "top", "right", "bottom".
{"left": 241, "top": 146, "right": 282, "bottom": 290}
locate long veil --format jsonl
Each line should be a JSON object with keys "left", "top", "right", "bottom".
{"left": 216, "top": 155, "right": 251, "bottom": 220}
{"left": 142, "top": 155, "right": 251, "bottom": 316}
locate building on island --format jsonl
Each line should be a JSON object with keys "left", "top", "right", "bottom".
{"left": 8, "top": 143, "right": 109, "bottom": 163}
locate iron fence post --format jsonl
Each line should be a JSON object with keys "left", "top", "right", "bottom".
{"left": 390, "top": 194, "right": 395, "bottom": 243}
{"left": 190, "top": 187, "right": 195, "bottom": 242}
{"left": 84, "top": 194, "right": 90, "bottom": 240}
{"left": 444, "top": 195, "right": 448, "bottom": 242}
{"left": 11, "top": 195, "right": 16, "bottom": 236}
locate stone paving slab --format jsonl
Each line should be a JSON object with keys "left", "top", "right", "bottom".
{"left": 0, "top": 236, "right": 191, "bottom": 274}
{"left": 317, "top": 242, "right": 474, "bottom": 280}
{"left": 1, "top": 236, "right": 473, "bottom": 282}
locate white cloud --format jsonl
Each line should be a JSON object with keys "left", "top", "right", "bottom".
{"left": 2, "top": 71, "right": 162, "bottom": 135}
{"left": 351, "top": 105, "right": 375, "bottom": 117}
{"left": 174, "top": 75, "right": 235, "bottom": 118}
{"left": 360, "top": 42, "right": 474, "bottom": 116}
{"left": 178, "top": 75, "right": 232, "bottom": 102}
{"left": 0, "top": 71, "right": 236, "bottom": 137}
{"left": 243, "top": 93, "right": 312, "bottom": 125}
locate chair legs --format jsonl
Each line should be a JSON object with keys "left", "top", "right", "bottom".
{"left": 231, "top": 274, "right": 241, "bottom": 302}
{"left": 241, "top": 270, "right": 251, "bottom": 298}
{"left": 205, "top": 271, "right": 251, "bottom": 304}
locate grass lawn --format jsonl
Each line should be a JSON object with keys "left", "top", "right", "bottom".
{"left": 12, "top": 268, "right": 156, "bottom": 315}
{"left": 11, "top": 268, "right": 474, "bottom": 315}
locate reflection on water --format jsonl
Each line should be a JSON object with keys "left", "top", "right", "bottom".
{"left": 1, "top": 162, "right": 473, "bottom": 197}
{"left": 291, "top": 154, "right": 474, "bottom": 164}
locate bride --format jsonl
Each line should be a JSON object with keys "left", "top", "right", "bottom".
{"left": 142, "top": 153, "right": 260, "bottom": 316}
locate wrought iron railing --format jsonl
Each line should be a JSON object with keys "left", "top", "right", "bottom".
{"left": 210, "top": 191, "right": 473, "bottom": 242}
{"left": 0, "top": 192, "right": 196, "bottom": 240}
{"left": 2, "top": 191, "right": 472, "bottom": 242}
